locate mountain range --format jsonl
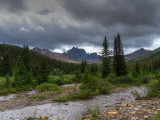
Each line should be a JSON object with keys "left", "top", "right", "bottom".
{"left": 32, "top": 46, "right": 160, "bottom": 63}
{"left": 32, "top": 47, "right": 101, "bottom": 63}
{"left": 32, "top": 46, "right": 157, "bottom": 63}
{"left": 0, "top": 43, "right": 160, "bottom": 64}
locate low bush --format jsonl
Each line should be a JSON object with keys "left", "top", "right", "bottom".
{"left": 36, "top": 93, "right": 47, "bottom": 100}
{"left": 106, "top": 74, "right": 139, "bottom": 85}
{"left": 153, "top": 113, "right": 160, "bottom": 120}
{"left": 79, "top": 70, "right": 113, "bottom": 99}
{"left": 97, "top": 78, "right": 113, "bottom": 94}
{"left": 48, "top": 75, "right": 76, "bottom": 85}
{"left": 87, "top": 105, "right": 101, "bottom": 118}
{"left": 35, "top": 83, "right": 58, "bottom": 92}
{"left": 140, "top": 75, "right": 151, "bottom": 84}
{"left": 146, "top": 80, "right": 160, "bottom": 97}
{"left": 0, "top": 88, "right": 16, "bottom": 95}
{"left": 53, "top": 96, "right": 70, "bottom": 102}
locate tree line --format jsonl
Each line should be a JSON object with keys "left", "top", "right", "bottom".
{"left": 0, "top": 44, "right": 81, "bottom": 88}
{"left": 101, "top": 33, "right": 128, "bottom": 78}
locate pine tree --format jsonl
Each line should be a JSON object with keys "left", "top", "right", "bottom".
{"left": 1, "top": 51, "right": 12, "bottom": 76}
{"left": 113, "top": 33, "right": 127, "bottom": 76}
{"left": 135, "top": 62, "right": 140, "bottom": 74}
{"left": 39, "top": 59, "right": 50, "bottom": 83}
{"left": 32, "top": 60, "right": 41, "bottom": 85}
{"left": 113, "top": 37, "right": 118, "bottom": 75}
{"left": 14, "top": 45, "right": 33, "bottom": 87}
{"left": 101, "top": 36, "right": 111, "bottom": 78}
{"left": 81, "top": 60, "right": 87, "bottom": 73}
{"left": 90, "top": 63, "right": 98, "bottom": 74}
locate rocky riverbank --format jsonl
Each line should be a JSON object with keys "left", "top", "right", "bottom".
{"left": 0, "top": 86, "right": 74, "bottom": 111}
{"left": 0, "top": 85, "right": 151, "bottom": 120}
{"left": 81, "top": 97, "right": 160, "bottom": 120}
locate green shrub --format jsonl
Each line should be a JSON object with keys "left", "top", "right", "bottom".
{"left": 78, "top": 89, "right": 97, "bottom": 99}
{"left": 98, "top": 78, "right": 113, "bottom": 94}
{"left": 106, "top": 75, "right": 138, "bottom": 84}
{"left": 0, "top": 88, "right": 16, "bottom": 95}
{"left": 36, "top": 83, "right": 58, "bottom": 92}
{"left": 36, "top": 94, "right": 46, "bottom": 100}
{"left": 140, "top": 75, "right": 151, "bottom": 84}
{"left": 87, "top": 105, "right": 101, "bottom": 118}
{"left": 53, "top": 96, "right": 70, "bottom": 102}
{"left": 147, "top": 80, "right": 160, "bottom": 97}
{"left": 153, "top": 113, "right": 160, "bottom": 120}
{"left": 48, "top": 75, "right": 76, "bottom": 85}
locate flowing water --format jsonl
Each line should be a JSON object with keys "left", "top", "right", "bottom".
{"left": 0, "top": 86, "right": 147, "bottom": 120}
{"left": 0, "top": 90, "right": 36, "bottom": 101}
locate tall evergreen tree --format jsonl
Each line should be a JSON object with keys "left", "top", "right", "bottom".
{"left": 101, "top": 36, "right": 111, "bottom": 78}
{"left": 113, "top": 33, "right": 127, "bottom": 76}
{"left": 1, "top": 51, "right": 12, "bottom": 76}
{"left": 81, "top": 60, "right": 87, "bottom": 73}
{"left": 90, "top": 63, "right": 98, "bottom": 74}
{"left": 14, "top": 45, "right": 33, "bottom": 87}
{"left": 135, "top": 62, "right": 140, "bottom": 74}
{"left": 39, "top": 59, "right": 51, "bottom": 83}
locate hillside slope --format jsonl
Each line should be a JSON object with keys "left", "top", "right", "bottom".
{"left": 0, "top": 44, "right": 80, "bottom": 73}
{"left": 125, "top": 48, "right": 151, "bottom": 60}
{"left": 128, "top": 47, "right": 160, "bottom": 63}
{"left": 32, "top": 47, "right": 77, "bottom": 62}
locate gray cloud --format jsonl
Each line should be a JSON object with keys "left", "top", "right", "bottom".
{"left": 0, "top": 0, "right": 160, "bottom": 53}
{"left": 60, "top": 0, "right": 160, "bottom": 26}
{"left": 38, "top": 9, "right": 50, "bottom": 15}
{"left": 0, "top": 0, "right": 27, "bottom": 12}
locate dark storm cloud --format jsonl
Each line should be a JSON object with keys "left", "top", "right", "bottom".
{"left": 0, "top": 0, "right": 160, "bottom": 53}
{"left": 0, "top": 0, "right": 27, "bottom": 12}
{"left": 38, "top": 9, "right": 50, "bottom": 15}
{"left": 58, "top": 0, "right": 160, "bottom": 48}
{"left": 60, "top": 0, "right": 160, "bottom": 26}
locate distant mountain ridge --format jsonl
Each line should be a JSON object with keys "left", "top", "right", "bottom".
{"left": 32, "top": 47, "right": 76, "bottom": 62}
{"left": 125, "top": 48, "right": 151, "bottom": 60}
{"left": 32, "top": 47, "right": 100, "bottom": 63}
{"left": 63, "top": 47, "right": 100, "bottom": 60}
{"left": 32, "top": 46, "right": 160, "bottom": 64}
{"left": 128, "top": 47, "right": 160, "bottom": 63}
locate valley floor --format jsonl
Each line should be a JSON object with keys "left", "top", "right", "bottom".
{"left": 0, "top": 85, "right": 159, "bottom": 120}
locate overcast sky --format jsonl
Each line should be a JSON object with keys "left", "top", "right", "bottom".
{"left": 0, "top": 0, "right": 160, "bottom": 54}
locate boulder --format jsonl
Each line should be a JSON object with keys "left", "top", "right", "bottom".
{"left": 41, "top": 116, "right": 48, "bottom": 120}
{"left": 107, "top": 112, "right": 117, "bottom": 115}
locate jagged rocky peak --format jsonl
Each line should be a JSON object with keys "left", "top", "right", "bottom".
{"left": 63, "top": 47, "right": 100, "bottom": 60}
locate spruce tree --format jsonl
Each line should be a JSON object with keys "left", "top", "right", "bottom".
{"left": 113, "top": 33, "right": 127, "bottom": 76}
{"left": 1, "top": 51, "right": 12, "bottom": 76}
{"left": 101, "top": 36, "right": 111, "bottom": 78}
{"left": 135, "top": 62, "right": 140, "bottom": 74}
{"left": 39, "top": 59, "right": 50, "bottom": 83}
{"left": 113, "top": 37, "right": 118, "bottom": 75}
{"left": 81, "top": 60, "right": 87, "bottom": 73}
{"left": 90, "top": 63, "right": 98, "bottom": 74}
{"left": 14, "top": 45, "right": 33, "bottom": 87}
